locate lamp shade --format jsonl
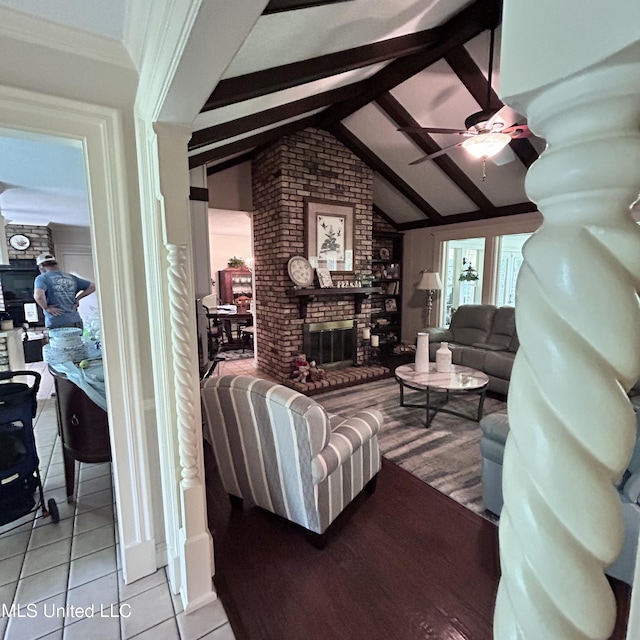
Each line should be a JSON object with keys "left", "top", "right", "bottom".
{"left": 416, "top": 271, "right": 443, "bottom": 291}
{"left": 461, "top": 132, "right": 511, "bottom": 159}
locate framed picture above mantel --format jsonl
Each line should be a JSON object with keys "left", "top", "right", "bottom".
{"left": 304, "top": 198, "right": 354, "bottom": 273}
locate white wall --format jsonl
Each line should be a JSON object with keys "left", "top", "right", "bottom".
{"left": 207, "top": 163, "right": 253, "bottom": 212}
{"left": 208, "top": 208, "right": 252, "bottom": 298}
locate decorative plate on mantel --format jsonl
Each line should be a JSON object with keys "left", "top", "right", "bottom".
{"left": 287, "top": 256, "right": 314, "bottom": 288}
{"left": 9, "top": 234, "right": 30, "bottom": 251}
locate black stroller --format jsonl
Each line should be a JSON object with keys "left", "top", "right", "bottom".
{"left": 0, "top": 370, "right": 59, "bottom": 531}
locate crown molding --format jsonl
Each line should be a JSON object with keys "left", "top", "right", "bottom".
{"left": 0, "top": 6, "right": 134, "bottom": 69}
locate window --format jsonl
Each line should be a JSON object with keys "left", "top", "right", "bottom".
{"left": 441, "top": 238, "right": 485, "bottom": 325}
{"left": 495, "top": 233, "right": 531, "bottom": 307}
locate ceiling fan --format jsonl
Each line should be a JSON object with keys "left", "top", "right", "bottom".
{"left": 401, "top": 27, "right": 533, "bottom": 168}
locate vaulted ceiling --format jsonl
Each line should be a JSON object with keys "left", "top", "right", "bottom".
{"left": 188, "top": 0, "right": 545, "bottom": 230}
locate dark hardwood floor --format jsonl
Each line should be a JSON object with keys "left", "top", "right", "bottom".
{"left": 204, "top": 444, "right": 630, "bottom": 639}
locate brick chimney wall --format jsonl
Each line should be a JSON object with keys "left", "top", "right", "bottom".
{"left": 5, "top": 224, "right": 54, "bottom": 262}
{"left": 252, "top": 128, "right": 374, "bottom": 382}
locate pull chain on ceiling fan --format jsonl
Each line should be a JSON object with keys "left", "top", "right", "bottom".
{"left": 401, "top": 25, "right": 532, "bottom": 172}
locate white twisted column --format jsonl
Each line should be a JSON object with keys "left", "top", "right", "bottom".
{"left": 495, "top": 62, "right": 640, "bottom": 638}
{"left": 167, "top": 243, "right": 201, "bottom": 488}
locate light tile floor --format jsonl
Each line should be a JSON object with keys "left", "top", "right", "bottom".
{"left": 1, "top": 362, "right": 235, "bottom": 640}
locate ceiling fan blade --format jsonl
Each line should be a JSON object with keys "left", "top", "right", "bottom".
{"left": 409, "top": 142, "right": 463, "bottom": 166}
{"left": 399, "top": 126, "right": 471, "bottom": 135}
{"left": 503, "top": 124, "right": 532, "bottom": 139}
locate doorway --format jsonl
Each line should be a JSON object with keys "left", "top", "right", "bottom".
{"left": 0, "top": 87, "right": 158, "bottom": 584}
{"left": 208, "top": 208, "right": 256, "bottom": 358}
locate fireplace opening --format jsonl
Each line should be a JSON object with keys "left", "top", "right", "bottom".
{"left": 303, "top": 320, "right": 357, "bottom": 370}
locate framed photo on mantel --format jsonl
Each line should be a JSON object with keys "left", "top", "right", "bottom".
{"left": 305, "top": 198, "right": 354, "bottom": 273}
{"left": 316, "top": 268, "right": 333, "bottom": 288}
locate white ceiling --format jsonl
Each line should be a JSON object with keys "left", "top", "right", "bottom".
{"left": 0, "top": 0, "right": 544, "bottom": 232}
{"left": 0, "top": 0, "right": 126, "bottom": 40}
{"left": 0, "top": 128, "right": 90, "bottom": 227}
{"left": 0, "top": 0, "right": 127, "bottom": 228}
{"left": 189, "top": 0, "right": 544, "bottom": 229}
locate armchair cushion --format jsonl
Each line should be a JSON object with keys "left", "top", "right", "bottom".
{"left": 312, "top": 410, "right": 382, "bottom": 483}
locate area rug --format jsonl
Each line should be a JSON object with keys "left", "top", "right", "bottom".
{"left": 218, "top": 349, "right": 254, "bottom": 361}
{"left": 313, "top": 377, "right": 506, "bottom": 522}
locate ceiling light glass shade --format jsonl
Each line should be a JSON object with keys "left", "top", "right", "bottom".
{"left": 416, "top": 271, "right": 443, "bottom": 291}
{"left": 461, "top": 132, "right": 511, "bottom": 159}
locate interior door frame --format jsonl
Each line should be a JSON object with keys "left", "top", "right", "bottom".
{"left": 0, "top": 84, "right": 157, "bottom": 582}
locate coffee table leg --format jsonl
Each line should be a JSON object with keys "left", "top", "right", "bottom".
{"left": 399, "top": 381, "right": 405, "bottom": 407}
{"left": 477, "top": 388, "right": 487, "bottom": 421}
{"left": 425, "top": 386, "right": 433, "bottom": 427}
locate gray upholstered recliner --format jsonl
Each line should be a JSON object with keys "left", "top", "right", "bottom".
{"left": 201, "top": 374, "right": 382, "bottom": 544}
{"left": 427, "top": 304, "right": 518, "bottom": 396}
{"left": 480, "top": 409, "right": 640, "bottom": 585}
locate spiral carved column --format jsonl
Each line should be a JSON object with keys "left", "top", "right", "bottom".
{"left": 494, "top": 62, "right": 640, "bottom": 638}
{"left": 167, "top": 243, "right": 201, "bottom": 488}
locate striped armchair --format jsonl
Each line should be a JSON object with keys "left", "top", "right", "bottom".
{"left": 201, "top": 375, "right": 382, "bottom": 542}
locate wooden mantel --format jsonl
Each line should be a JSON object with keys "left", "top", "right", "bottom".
{"left": 287, "top": 287, "right": 381, "bottom": 319}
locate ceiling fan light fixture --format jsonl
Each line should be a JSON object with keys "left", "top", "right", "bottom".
{"left": 461, "top": 132, "right": 511, "bottom": 159}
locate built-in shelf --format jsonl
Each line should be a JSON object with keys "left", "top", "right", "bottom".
{"left": 287, "top": 287, "right": 381, "bottom": 319}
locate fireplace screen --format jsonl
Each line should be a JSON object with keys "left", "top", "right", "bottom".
{"left": 303, "top": 320, "right": 357, "bottom": 370}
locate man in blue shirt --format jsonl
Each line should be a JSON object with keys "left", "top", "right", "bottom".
{"left": 33, "top": 253, "right": 96, "bottom": 329}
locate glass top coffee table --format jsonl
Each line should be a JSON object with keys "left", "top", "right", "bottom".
{"left": 395, "top": 363, "right": 489, "bottom": 428}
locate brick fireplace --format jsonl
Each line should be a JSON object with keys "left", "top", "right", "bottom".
{"left": 252, "top": 127, "right": 385, "bottom": 388}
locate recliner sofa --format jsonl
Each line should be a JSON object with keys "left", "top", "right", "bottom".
{"left": 480, "top": 406, "right": 640, "bottom": 585}
{"left": 426, "top": 304, "right": 517, "bottom": 395}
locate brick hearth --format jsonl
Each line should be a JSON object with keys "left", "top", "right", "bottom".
{"left": 284, "top": 364, "right": 390, "bottom": 396}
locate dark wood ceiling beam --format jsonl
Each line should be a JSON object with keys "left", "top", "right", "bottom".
{"left": 190, "top": 83, "right": 363, "bottom": 151}
{"left": 205, "top": 152, "right": 255, "bottom": 176}
{"left": 264, "top": 0, "right": 353, "bottom": 14}
{"left": 318, "top": 0, "right": 499, "bottom": 128}
{"left": 202, "top": 29, "right": 443, "bottom": 112}
{"left": 443, "top": 46, "right": 502, "bottom": 113}
{"left": 189, "top": 114, "right": 320, "bottom": 169}
{"left": 397, "top": 201, "right": 538, "bottom": 230}
{"left": 375, "top": 92, "right": 495, "bottom": 212}
{"left": 444, "top": 45, "right": 539, "bottom": 168}
{"left": 329, "top": 122, "right": 442, "bottom": 221}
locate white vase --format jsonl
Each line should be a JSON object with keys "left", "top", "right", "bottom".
{"left": 435, "top": 342, "right": 452, "bottom": 373}
{"left": 415, "top": 332, "right": 430, "bottom": 372}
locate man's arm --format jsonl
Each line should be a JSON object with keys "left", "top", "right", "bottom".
{"left": 75, "top": 282, "right": 96, "bottom": 302}
{"left": 34, "top": 287, "right": 62, "bottom": 316}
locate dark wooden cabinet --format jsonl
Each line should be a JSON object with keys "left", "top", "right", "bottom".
{"left": 218, "top": 268, "right": 253, "bottom": 308}
{"left": 50, "top": 368, "right": 111, "bottom": 499}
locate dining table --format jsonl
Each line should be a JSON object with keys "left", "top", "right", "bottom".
{"left": 206, "top": 309, "right": 253, "bottom": 348}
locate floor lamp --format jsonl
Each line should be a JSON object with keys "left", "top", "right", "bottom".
{"left": 416, "top": 271, "right": 443, "bottom": 328}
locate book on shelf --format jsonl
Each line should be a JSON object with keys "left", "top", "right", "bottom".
{"left": 380, "top": 281, "right": 400, "bottom": 294}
